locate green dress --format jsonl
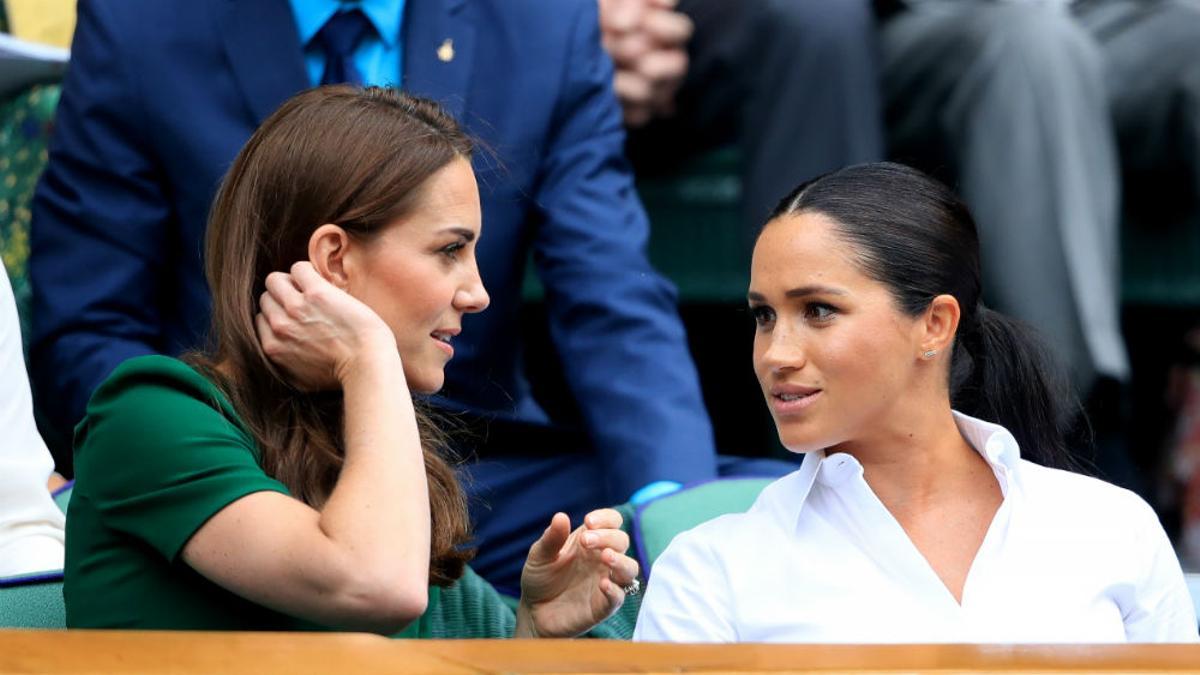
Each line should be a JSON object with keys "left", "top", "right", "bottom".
{"left": 64, "top": 355, "right": 437, "bottom": 635}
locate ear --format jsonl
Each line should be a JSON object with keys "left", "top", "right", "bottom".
{"left": 308, "top": 224, "right": 353, "bottom": 289}
{"left": 918, "top": 294, "right": 961, "bottom": 359}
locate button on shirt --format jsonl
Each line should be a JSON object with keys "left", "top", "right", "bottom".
{"left": 290, "top": 0, "right": 405, "bottom": 87}
{"left": 634, "top": 412, "right": 1199, "bottom": 643}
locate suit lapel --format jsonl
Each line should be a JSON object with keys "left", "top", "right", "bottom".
{"left": 403, "top": 0, "right": 475, "bottom": 120}
{"left": 218, "top": 0, "right": 311, "bottom": 124}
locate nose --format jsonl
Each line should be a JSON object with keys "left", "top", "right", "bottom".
{"left": 756, "top": 325, "right": 806, "bottom": 375}
{"left": 455, "top": 267, "right": 490, "bottom": 314}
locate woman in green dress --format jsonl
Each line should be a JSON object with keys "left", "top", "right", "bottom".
{"left": 64, "top": 86, "right": 639, "bottom": 635}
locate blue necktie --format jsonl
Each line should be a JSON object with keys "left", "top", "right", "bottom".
{"left": 313, "top": 8, "right": 375, "bottom": 85}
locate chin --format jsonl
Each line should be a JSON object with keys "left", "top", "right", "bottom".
{"left": 776, "top": 425, "right": 832, "bottom": 455}
{"left": 404, "top": 365, "right": 445, "bottom": 396}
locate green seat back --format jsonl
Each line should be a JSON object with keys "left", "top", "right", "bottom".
{"left": 1121, "top": 213, "right": 1200, "bottom": 307}
{"left": 637, "top": 147, "right": 748, "bottom": 303}
{"left": 0, "top": 572, "right": 66, "bottom": 628}
{"left": 52, "top": 482, "right": 71, "bottom": 514}
{"left": 1, "top": 476, "right": 69, "bottom": 628}
{"left": 522, "top": 147, "right": 747, "bottom": 305}
{"left": 634, "top": 478, "right": 772, "bottom": 569}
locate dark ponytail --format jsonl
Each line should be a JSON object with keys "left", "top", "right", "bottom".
{"left": 766, "top": 162, "right": 1080, "bottom": 469}
{"left": 950, "top": 306, "right": 1079, "bottom": 468}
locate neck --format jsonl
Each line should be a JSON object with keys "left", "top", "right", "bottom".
{"left": 831, "top": 399, "right": 992, "bottom": 512}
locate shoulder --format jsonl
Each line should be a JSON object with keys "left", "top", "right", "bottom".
{"left": 79, "top": 0, "right": 207, "bottom": 22}
{"left": 75, "top": 0, "right": 211, "bottom": 39}
{"left": 1015, "top": 460, "right": 1161, "bottom": 534}
{"left": 88, "top": 355, "right": 228, "bottom": 414}
{"left": 77, "top": 355, "right": 246, "bottom": 465}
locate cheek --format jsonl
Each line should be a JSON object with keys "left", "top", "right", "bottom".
{"left": 826, "top": 325, "right": 913, "bottom": 401}
{"left": 378, "top": 267, "right": 448, "bottom": 323}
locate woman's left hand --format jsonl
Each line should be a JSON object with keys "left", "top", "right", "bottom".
{"left": 515, "top": 509, "right": 640, "bottom": 638}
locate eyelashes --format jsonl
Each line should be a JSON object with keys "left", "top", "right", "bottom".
{"left": 439, "top": 241, "right": 466, "bottom": 259}
{"left": 751, "top": 305, "right": 775, "bottom": 326}
{"left": 749, "top": 302, "right": 838, "bottom": 329}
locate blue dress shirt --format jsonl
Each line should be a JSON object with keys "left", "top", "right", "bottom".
{"left": 289, "top": 0, "right": 404, "bottom": 87}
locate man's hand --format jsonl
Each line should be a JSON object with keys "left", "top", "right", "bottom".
{"left": 599, "top": 0, "right": 693, "bottom": 128}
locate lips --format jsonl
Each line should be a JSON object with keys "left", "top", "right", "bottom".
{"left": 768, "top": 384, "right": 822, "bottom": 415}
{"left": 431, "top": 328, "right": 460, "bottom": 357}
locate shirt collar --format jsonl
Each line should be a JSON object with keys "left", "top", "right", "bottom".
{"left": 765, "top": 411, "right": 1024, "bottom": 533}
{"left": 290, "top": 0, "right": 403, "bottom": 48}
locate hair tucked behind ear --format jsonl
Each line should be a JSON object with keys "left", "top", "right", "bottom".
{"left": 187, "top": 86, "right": 475, "bottom": 586}
{"left": 765, "top": 162, "right": 1081, "bottom": 469}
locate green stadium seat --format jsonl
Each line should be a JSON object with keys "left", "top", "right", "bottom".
{"left": 0, "top": 571, "right": 66, "bottom": 628}
{"left": 51, "top": 481, "right": 71, "bottom": 514}
{"left": 633, "top": 478, "right": 772, "bottom": 569}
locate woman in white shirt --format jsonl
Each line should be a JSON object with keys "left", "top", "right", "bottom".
{"left": 633, "top": 162, "right": 1198, "bottom": 643}
{"left": 0, "top": 261, "right": 65, "bottom": 576}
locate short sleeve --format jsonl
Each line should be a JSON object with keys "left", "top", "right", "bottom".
{"left": 73, "top": 357, "right": 290, "bottom": 562}
{"left": 633, "top": 528, "right": 737, "bottom": 642}
{"left": 1121, "top": 497, "right": 1199, "bottom": 642}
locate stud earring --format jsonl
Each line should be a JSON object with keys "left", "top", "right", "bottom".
{"left": 923, "top": 349, "right": 938, "bottom": 359}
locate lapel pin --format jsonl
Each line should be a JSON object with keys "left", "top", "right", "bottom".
{"left": 437, "top": 38, "right": 455, "bottom": 63}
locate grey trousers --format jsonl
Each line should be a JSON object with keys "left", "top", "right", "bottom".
{"left": 882, "top": 0, "right": 1200, "bottom": 393}
{"left": 628, "top": 0, "right": 885, "bottom": 229}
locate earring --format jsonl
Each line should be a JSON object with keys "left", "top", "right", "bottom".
{"left": 923, "top": 349, "right": 938, "bottom": 359}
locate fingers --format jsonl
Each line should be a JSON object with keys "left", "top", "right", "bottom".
{"left": 526, "top": 512, "right": 571, "bottom": 565}
{"left": 255, "top": 311, "right": 282, "bottom": 360}
{"left": 598, "top": 0, "right": 647, "bottom": 34}
{"left": 288, "top": 261, "right": 324, "bottom": 292}
{"left": 636, "top": 49, "right": 687, "bottom": 86}
{"left": 606, "top": 550, "right": 640, "bottom": 588}
{"left": 583, "top": 508, "right": 623, "bottom": 531}
{"left": 263, "top": 271, "right": 303, "bottom": 316}
{"left": 581, "top": 528, "right": 629, "bottom": 556}
{"left": 606, "top": 31, "right": 652, "bottom": 66}
{"left": 599, "top": 574, "right": 627, "bottom": 612}
{"left": 641, "top": 7, "right": 692, "bottom": 46}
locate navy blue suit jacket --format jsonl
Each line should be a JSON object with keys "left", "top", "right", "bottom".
{"left": 30, "top": 0, "right": 718, "bottom": 499}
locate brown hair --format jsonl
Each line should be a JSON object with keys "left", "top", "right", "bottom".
{"left": 187, "top": 86, "right": 474, "bottom": 586}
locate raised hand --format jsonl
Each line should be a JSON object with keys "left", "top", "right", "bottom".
{"left": 515, "top": 509, "right": 641, "bottom": 638}
{"left": 255, "top": 261, "right": 398, "bottom": 391}
{"left": 598, "top": 0, "right": 692, "bottom": 127}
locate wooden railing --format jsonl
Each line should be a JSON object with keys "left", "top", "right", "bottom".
{"left": 2, "top": 630, "right": 1199, "bottom": 673}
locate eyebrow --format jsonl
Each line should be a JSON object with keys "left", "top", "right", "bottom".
{"left": 440, "top": 227, "right": 476, "bottom": 242}
{"left": 747, "top": 285, "right": 848, "bottom": 303}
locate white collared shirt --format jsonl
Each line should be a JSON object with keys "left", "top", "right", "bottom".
{"left": 634, "top": 413, "right": 1198, "bottom": 643}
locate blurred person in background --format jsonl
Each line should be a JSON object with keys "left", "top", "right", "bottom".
{"left": 877, "top": 0, "right": 1200, "bottom": 494}
{"left": 599, "top": 0, "right": 884, "bottom": 229}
